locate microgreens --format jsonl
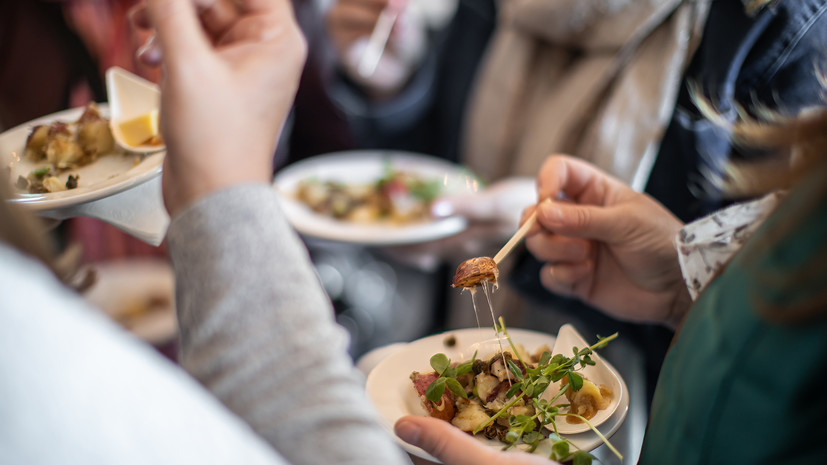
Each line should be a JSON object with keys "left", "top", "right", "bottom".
{"left": 425, "top": 317, "right": 621, "bottom": 463}
{"left": 424, "top": 351, "right": 477, "bottom": 403}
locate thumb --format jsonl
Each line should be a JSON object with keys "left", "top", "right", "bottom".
{"left": 395, "top": 416, "right": 557, "bottom": 465}
{"left": 536, "top": 198, "right": 622, "bottom": 243}
{"left": 146, "top": 0, "right": 211, "bottom": 67}
{"left": 394, "top": 417, "right": 498, "bottom": 465}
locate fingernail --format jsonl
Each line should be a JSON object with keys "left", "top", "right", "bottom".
{"left": 394, "top": 419, "right": 421, "bottom": 444}
{"left": 430, "top": 200, "right": 454, "bottom": 218}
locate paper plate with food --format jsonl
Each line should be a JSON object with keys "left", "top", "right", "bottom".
{"left": 365, "top": 324, "right": 629, "bottom": 463}
{"left": 3, "top": 67, "right": 164, "bottom": 212}
{"left": 272, "top": 150, "right": 480, "bottom": 245}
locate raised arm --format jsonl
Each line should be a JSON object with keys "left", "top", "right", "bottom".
{"left": 135, "top": 1, "right": 410, "bottom": 463}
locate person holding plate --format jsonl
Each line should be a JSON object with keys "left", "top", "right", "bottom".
{"left": 0, "top": 1, "right": 410, "bottom": 464}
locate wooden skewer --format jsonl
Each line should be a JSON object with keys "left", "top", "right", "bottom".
{"left": 357, "top": 8, "right": 399, "bottom": 78}
{"left": 492, "top": 210, "right": 537, "bottom": 264}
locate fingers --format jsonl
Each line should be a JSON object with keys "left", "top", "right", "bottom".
{"left": 129, "top": 2, "right": 151, "bottom": 30}
{"left": 525, "top": 231, "right": 591, "bottom": 264}
{"left": 526, "top": 229, "right": 593, "bottom": 297}
{"left": 536, "top": 155, "right": 621, "bottom": 205}
{"left": 146, "top": 0, "right": 211, "bottom": 67}
{"left": 215, "top": 12, "right": 283, "bottom": 46}
{"left": 327, "top": 0, "right": 389, "bottom": 39}
{"left": 538, "top": 262, "right": 592, "bottom": 297}
{"left": 134, "top": 0, "right": 242, "bottom": 41}
{"left": 394, "top": 417, "right": 499, "bottom": 465}
{"left": 534, "top": 198, "right": 625, "bottom": 243}
{"left": 198, "top": 0, "right": 240, "bottom": 40}
{"left": 241, "top": 0, "right": 295, "bottom": 13}
{"left": 395, "top": 417, "right": 556, "bottom": 465}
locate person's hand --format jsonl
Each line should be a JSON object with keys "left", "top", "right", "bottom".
{"left": 130, "top": 0, "right": 307, "bottom": 216}
{"left": 431, "top": 177, "right": 537, "bottom": 229}
{"left": 378, "top": 177, "right": 536, "bottom": 271}
{"left": 526, "top": 155, "right": 690, "bottom": 329}
{"left": 325, "top": 0, "right": 425, "bottom": 95}
{"left": 394, "top": 416, "right": 559, "bottom": 465}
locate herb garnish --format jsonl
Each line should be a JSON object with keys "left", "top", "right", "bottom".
{"left": 424, "top": 318, "right": 621, "bottom": 463}
{"left": 424, "top": 351, "right": 477, "bottom": 403}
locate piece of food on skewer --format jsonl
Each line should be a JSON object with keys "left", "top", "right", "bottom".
{"left": 451, "top": 211, "right": 538, "bottom": 288}
{"left": 452, "top": 256, "right": 498, "bottom": 288}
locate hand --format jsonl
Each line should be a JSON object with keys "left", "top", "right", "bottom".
{"left": 431, "top": 177, "right": 536, "bottom": 229}
{"left": 525, "top": 155, "right": 690, "bottom": 329}
{"left": 325, "top": 0, "right": 425, "bottom": 95}
{"left": 394, "top": 416, "right": 559, "bottom": 465}
{"left": 130, "top": 0, "right": 307, "bottom": 216}
{"left": 378, "top": 177, "right": 536, "bottom": 271}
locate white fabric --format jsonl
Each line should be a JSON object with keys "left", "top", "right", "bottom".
{"left": 675, "top": 192, "right": 784, "bottom": 300}
{"left": 0, "top": 247, "right": 280, "bottom": 465}
{"left": 0, "top": 185, "right": 412, "bottom": 465}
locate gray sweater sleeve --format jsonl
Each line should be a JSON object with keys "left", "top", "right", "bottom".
{"left": 166, "top": 184, "right": 410, "bottom": 465}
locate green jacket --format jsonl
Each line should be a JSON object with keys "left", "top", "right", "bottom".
{"left": 641, "top": 171, "right": 827, "bottom": 463}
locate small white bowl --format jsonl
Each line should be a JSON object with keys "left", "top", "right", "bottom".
{"left": 105, "top": 66, "right": 164, "bottom": 154}
{"left": 541, "top": 324, "right": 624, "bottom": 434}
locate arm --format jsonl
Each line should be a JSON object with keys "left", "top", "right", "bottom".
{"left": 135, "top": 0, "right": 410, "bottom": 463}
{"left": 167, "top": 185, "right": 410, "bottom": 465}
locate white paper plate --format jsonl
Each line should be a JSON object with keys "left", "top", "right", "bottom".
{"left": 3, "top": 105, "right": 164, "bottom": 212}
{"left": 365, "top": 327, "right": 629, "bottom": 462}
{"left": 273, "top": 150, "right": 480, "bottom": 245}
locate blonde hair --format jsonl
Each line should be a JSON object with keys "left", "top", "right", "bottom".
{"left": 691, "top": 69, "right": 827, "bottom": 198}
{"left": 724, "top": 109, "right": 827, "bottom": 323}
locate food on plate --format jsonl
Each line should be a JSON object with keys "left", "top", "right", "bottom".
{"left": 410, "top": 371, "right": 456, "bottom": 421}
{"left": 16, "top": 102, "right": 118, "bottom": 194}
{"left": 294, "top": 164, "right": 442, "bottom": 225}
{"left": 15, "top": 167, "right": 80, "bottom": 194}
{"left": 24, "top": 102, "right": 114, "bottom": 167}
{"left": 561, "top": 376, "right": 613, "bottom": 424}
{"left": 410, "top": 325, "right": 618, "bottom": 462}
{"left": 116, "top": 109, "right": 163, "bottom": 147}
{"left": 452, "top": 256, "right": 498, "bottom": 288}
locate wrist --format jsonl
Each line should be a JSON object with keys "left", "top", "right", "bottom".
{"left": 664, "top": 284, "right": 692, "bottom": 331}
{"left": 163, "top": 166, "right": 273, "bottom": 217}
